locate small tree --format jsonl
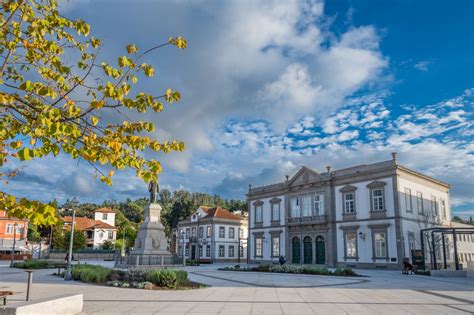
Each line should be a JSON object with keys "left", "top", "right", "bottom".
{"left": 0, "top": 0, "right": 186, "bottom": 226}
{"left": 53, "top": 228, "right": 86, "bottom": 251}
{"left": 101, "top": 239, "right": 114, "bottom": 250}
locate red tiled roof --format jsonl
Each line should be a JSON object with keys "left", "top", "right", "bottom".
{"left": 93, "top": 207, "right": 116, "bottom": 213}
{"left": 199, "top": 206, "right": 242, "bottom": 220}
{"left": 63, "top": 216, "right": 116, "bottom": 230}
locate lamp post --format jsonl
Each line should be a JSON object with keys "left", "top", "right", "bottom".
{"left": 181, "top": 230, "right": 186, "bottom": 267}
{"left": 10, "top": 223, "right": 18, "bottom": 268}
{"left": 196, "top": 213, "right": 201, "bottom": 262}
{"left": 64, "top": 197, "right": 79, "bottom": 281}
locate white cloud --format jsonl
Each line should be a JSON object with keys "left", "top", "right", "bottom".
{"left": 414, "top": 60, "right": 431, "bottom": 71}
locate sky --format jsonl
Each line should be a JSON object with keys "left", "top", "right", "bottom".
{"left": 2, "top": 0, "right": 473, "bottom": 218}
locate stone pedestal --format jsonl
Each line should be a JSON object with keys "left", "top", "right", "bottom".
{"left": 132, "top": 203, "right": 171, "bottom": 256}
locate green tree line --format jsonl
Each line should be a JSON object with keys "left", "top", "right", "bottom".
{"left": 30, "top": 190, "right": 247, "bottom": 249}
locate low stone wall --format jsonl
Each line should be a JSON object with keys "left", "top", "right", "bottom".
{"left": 0, "top": 294, "right": 83, "bottom": 315}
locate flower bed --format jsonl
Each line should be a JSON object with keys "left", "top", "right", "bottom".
{"left": 14, "top": 259, "right": 66, "bottom": 269}
{"left": 219, "top": 264, "right": 359, "bottom": 277}
{"left": 70, "top": 264, "right": 205, "bottom": 290}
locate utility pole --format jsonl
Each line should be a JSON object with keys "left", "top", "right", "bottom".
{"left": 10, "top": 223, "right": 18, "bottom": 268}
{"left": 64, "top": 197, "right": 78, "bottom": 281}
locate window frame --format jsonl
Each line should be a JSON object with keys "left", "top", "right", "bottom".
{"left": 416, "top": 191, "right": 424, "bottom": 215}
{"left": 314, "top": 193, "right": 324, "bottom": 216}
{"left": 228, "top": 245, "right": 235, "bottom": 257}
{"left": 206, "top": 245, "right": 211, "bottom": 257}
{"left": 343, "top": 193, "right": 355, "bottom": 214}
{"left": 102, "top": 213, "right": 108, "bottom": 220}
{"left": 405, "top": 188, "right": 413, "bottom": 213}
{"left": 206, "top": 226, "right": 211, "bottom": 238}
{"left": 344, "top": 232, "right": 358, "bottom": 259}
{"left": 218, "top": 245, "right": 225, "bottom": 257}
{"left": 6, "top": 223, "right": 13, "bottom": 234}
{"left": 371, "top": 188, "right": 385, "bottom": 212}
{"left": 301, "top": 195, "right": 312, "bottom": 217}
{"left": 369, "top": 224, "right": 390, "bottom": 261}
{"left": 271, "top": 202, "right": 280, "bottom": 222}
{"left": 271, "top": 235, "right": 280, "bottom": 258}
{"left": 431, "top": 196, "right": 438, "bottom": 216}
{"left": 290, "top": 196, "right": 301, "bottom": 218}
{"left": 373, "top": 232, "right": 387, "bottom": 258}
{"left": 229, "top": 227, "right": 235, "bottom": 239}
{"left": 440, "top": 198, "right": 446, "bottom": 219}
{"left": 219, "top": 226, "right": 225, "bottom": 238}
{"left": 255, "top": 236, "right": 263, "bottom": 257}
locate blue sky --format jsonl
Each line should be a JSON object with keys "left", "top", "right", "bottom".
{"left": 2, "top": 0, "right": 473, "bottom": 218}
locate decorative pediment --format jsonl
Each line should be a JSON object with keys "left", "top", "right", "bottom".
{"left": 287, "top": 166, "right": 320, "bottom": 186}
{"left": 340, "top": 184, "right": 357, "bottom": 193}
{"left": 269, "top": 197, "right": 282, "bottom": 204}
{"left": 367, "top": 180, "right": 387, "bottom": 189}
{"left": 253, "top": 200, "right": 263, "bottom": 207}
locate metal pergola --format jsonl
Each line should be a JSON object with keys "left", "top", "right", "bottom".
{"left": 420, "top": 227, "right": 474, "bottom": 270}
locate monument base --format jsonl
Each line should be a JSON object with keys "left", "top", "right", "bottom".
{"left": 131, "top": 203, "right": 172, "bottom": 256}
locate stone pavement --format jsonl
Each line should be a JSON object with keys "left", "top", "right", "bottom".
{"left": 1, "top": 262, "right": 473, "bottom": 314}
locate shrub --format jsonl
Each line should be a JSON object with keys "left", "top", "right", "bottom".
{"left": 71, "top": 264, "right": 112, "bottom": 284}
{"left": 175, "top": 270, "right": 189, "bottom": 287}
{"left": 14, "top": 260, "right": 66, "bottom": 269}
{"left": 142, "top": 281, "right": 154, "bottom": 290}
{"left": 257, "top": 264, "right": 271, "bottom": 272}
{"left": 332, "top": 268, "right": 357, "bottom": 277}
{"left": 14, "top": 260, "right": 49, "bottom": 269}
{"left": 414, "top": 270, "right": 430, "bottom": 276}
{"left": 145, "top": 269, "right": 189, "bottom": 289}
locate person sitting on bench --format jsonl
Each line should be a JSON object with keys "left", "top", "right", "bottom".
{"left": 402, "top": 261, "right": 414, "bottom": 275}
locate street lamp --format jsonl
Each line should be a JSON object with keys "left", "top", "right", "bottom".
{"left": 64, "top": 197, "right": 79, "bottom": 281}
{"left": 180, "top": 230, "right": 186, "bottom": 267}
{"left": 196, "top": 213, "right": 201, "bottom": 262}
{"left": 9, "top": 223, "right": 18, "bottom": 268}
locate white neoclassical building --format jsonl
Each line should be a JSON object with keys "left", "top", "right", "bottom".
{"left": 173, "top": 206, "right": 248, "bottom": 263}
{"left": 247, "top": 153, "right": 452, "bottom": 269}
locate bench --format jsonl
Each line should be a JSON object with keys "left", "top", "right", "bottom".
{"left": 0, "top": 291, "right": 13, "bottom": 306}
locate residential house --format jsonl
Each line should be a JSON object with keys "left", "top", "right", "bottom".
{"left": 0, "top": 210, "right": 29, "bottom": 258}
{"left": 63, "top": 208, "right": 117, "bottom": 249}
{"left": 173, "top": 206, "right": 248, "bottom": 262}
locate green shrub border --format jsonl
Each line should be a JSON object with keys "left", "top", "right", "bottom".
{"left": 218, "top": 264, "right": 359, "bottom": 277}
{"left": 13, "top": 259, "right": 66, "bottom": 269}
{"left": 68, "top": 264, "right": 203, "bottom": 290}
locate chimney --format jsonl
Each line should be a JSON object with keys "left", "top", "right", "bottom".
{"left": 326, "top": 166, "right": 331, "bottom": 173}
{"left": 285, "top": 175, "right": 289, "bottom": 181}
{"left": 248, "top": 184, "right": 252, "bottom": 191}
{"left": 391, "top": 152, "right": 397, "bottom": 161}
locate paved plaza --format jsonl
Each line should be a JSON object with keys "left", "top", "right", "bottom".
{"left": 1, "top": 262, "right": 473, "bottom": 314}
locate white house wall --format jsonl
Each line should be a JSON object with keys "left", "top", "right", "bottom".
{"left": 249, "top": 195, "right": 286, "bottom": 262}
{"left": 335, "top": 177, "right": 397, "bottom": 264}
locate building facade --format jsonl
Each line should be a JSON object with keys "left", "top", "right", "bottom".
{"left": 0, "top": 210, "right": 29, "bottom": 257}
{"left": 173, "top": 206, "right": 248, "bottom": 263}
{"left": 63, "top": 208, "right": 117, "bottom": 248}
{"left": 247, "top": 153, "right": 452, "bottom": 269}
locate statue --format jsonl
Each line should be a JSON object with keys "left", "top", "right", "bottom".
{"left": 148, "top": 180, "right": 159, "bottom": 203}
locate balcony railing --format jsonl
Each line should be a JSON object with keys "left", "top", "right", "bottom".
{"left": 287, "top": 214, "right": 327, "bottom": 224}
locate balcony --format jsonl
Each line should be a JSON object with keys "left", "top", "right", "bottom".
{"left": 287, "top": 215, "right": 327, "bottom": 225}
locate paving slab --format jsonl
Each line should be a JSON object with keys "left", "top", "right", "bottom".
{"left": 1, "top": 264, "right": 473, "bottom": 314}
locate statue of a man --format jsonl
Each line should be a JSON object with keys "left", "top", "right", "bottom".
{"left": 148, "top": 180, "right": 159, "bottom": 203}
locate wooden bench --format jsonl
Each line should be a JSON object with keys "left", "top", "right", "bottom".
{"left": 0, "top": 291, "right": 13, "bottom": 306}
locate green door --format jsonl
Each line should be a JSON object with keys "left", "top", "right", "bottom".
{"left": 292, "top": 237, "right": 300, "bottom": 263}
{"left": 303, "top": 237, "right": 312, "bottom": 264}
{"left": 316, "top": 236, "right": 325, "bottom": 264}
